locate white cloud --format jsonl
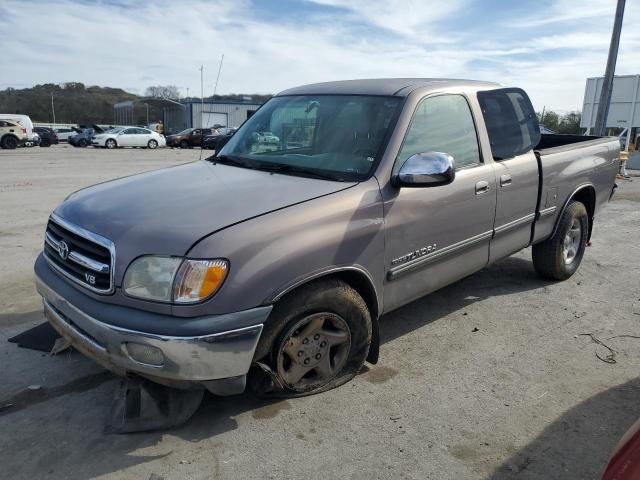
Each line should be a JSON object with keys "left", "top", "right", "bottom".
{"left": 0, "top": 0, "right": 639, "bottom": 111}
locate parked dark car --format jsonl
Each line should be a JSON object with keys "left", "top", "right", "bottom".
{"left": 34, "top": 127, "right": 59, "bottom": 147}
{"left": 203, "top": 130, "right": 236, "bottom": 151}
{"left": 166, "top": 128, "right": 213, "bottom": 148}
{"left": 68, "top": 128, "right": 94, "bottom": 147}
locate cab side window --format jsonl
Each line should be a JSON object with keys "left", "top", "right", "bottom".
{"left": 477, "top": 88, "right": 540, "bottom": 160}
{"left": 395, "top": 94, "right": 481, "bottom": 174}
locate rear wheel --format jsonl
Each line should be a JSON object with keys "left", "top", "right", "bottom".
{"left": 1, "top": 135, "right": 18, "bottom": 149}
{"left": 251, "top": 279, "right": 371, "bottom": 396}
{"left": 105, "top": 139, "right": 117, "bottom": 149}
{"left": 532, "top": 201, "right": 588, "bottom": 280}
{"left": 147, "top": 139, "right": 158, "bottom": 149}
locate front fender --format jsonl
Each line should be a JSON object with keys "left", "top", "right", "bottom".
{"left": 176, "top": 178, "right": 385, "bottom": 318}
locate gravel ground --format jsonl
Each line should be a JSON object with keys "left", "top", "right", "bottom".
{"left": 1, "top": 145, "right": 639, "bottom": 480}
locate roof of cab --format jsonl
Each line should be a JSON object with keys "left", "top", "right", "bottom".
{"left": 276, "top": 78, "right": 502, "bottom": 97}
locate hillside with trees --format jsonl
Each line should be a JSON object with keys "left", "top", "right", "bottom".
{"left": 0, "top": 83, "right": 272, "bottom": 125}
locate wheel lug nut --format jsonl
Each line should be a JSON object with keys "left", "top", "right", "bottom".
{"left": 320, "top": 341, "right": 327, "bottom": 348}
{"left": 315, "top": 353, "right": 321, "bottom": 359}
{"left": 304, "top": 358, "right": 310, "bottom": 365}
{"left": 314, "top": 334, "right": 320, "bottom": 340}
{"left": 297, "top": 351, "right": 303, "bottom": 357}
{"left": 302, "top": 338, "right": 309, "bottom": 344}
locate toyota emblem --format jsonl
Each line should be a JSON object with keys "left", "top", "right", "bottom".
{"left": 58, "top": 241, "right": 69, "bottom": 260}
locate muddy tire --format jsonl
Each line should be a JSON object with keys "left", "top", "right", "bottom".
{"left": 251, "top": 279, "right": 371, "bottom": 397}
{"left": 1, "top": 135, "right": 18, "bottom": 149}
{"left": 532, "top": 201, "right": 588, "bottom": 280}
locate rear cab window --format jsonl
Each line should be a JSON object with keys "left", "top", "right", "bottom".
{"left": 477, "top": 88, "right": 540, "bottom": 160}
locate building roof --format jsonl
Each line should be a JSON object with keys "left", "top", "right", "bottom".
{"left": 276, "top": 78, "right": 501, "bottom": 97}
{"left": 181, "top": 99, "right": 263, "bottom": 106}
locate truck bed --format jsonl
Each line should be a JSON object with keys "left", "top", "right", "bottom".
{"left": 530, "top": 133, "right": 619, "bottom": 246}
{"left": 535, "top": 133, "right": 615, "bottom": 154}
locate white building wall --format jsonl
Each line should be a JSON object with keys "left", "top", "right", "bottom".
{"left": 581, "top": 75, "right": 640, "bottom": 130}
{"left": 189, "top": 102, "right": 261, "bottom": 128}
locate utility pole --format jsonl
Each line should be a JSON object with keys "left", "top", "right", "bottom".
{"left": 594, "top": 0, "right": 626, "bottom": 136}
{"left": 51, "top": 93, "right": 56, "bottom": 126}
{"left": 144, "top": 103, "right": 149, "bottom": 126}
{"left": 213, "top": 54, "right": 224, "bottom": 97}
{"left": 200, "top": 65, "right": 204, "bottom": 128}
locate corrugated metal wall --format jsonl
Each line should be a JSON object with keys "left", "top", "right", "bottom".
{"left": 189, "top": 102, "right": 261, "bottom": 129}
{"left": 582, "top": 75, "right": 640, "bottom": 129}
{"left": 163, "top": 107, "right": 188, "bottom": 134}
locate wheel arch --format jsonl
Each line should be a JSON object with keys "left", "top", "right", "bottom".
{"left": 267, "top": 266, "right": 381, "bottom": 364}
{"left": 1, "top": 133, "right": 19, "bottom": 146}
{"left": 552, "top": 184, "right": 596, "bottom": 241}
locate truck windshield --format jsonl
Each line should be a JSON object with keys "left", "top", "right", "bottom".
{"left": 217, "top": 95, "right": 402, "bottom": 181}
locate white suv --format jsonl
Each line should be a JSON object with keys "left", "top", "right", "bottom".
{"left": 0, "top": 119, "right": 27, "bottom": 149}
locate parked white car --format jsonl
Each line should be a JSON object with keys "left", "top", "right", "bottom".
{"left": 91, "top": 127, "right": 166, "bottom": 149}
{"left": 54, "top": 127, "right": 79, "bottom": 142}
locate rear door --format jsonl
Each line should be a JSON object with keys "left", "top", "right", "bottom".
{"left": 382, "top": 93, "right": 497, "bottom": 311}
{"left": 118, "top": 128, "right": 137, "bottom": 146}
{"left": 134, "top": 128, "right": 153, "bottom": 146}
{"left": 477, "top": 88, "right": 541, "bottom": 263}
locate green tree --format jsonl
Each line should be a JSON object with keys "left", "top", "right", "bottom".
{"left": 538, "top": 110, "right": 560, "bottom": 131}
{"left": 557, "top": 111, "right": 581, "bottom": 134}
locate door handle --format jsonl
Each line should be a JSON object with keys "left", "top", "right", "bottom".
{"left": 475, "top": 181, "right": 490, "bottom": 195}
{"left": 500, "top": 174, "right": 512, "bottom": 187}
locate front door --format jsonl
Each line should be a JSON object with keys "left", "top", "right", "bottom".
{"left": 476, "top": 88, "right": 541, "bottom": 262}
{"left": 118, "top": 128, "right": 137, "bottom": 147}
{"left": 190, "top": 129, "right": 203, "bottom": 146}
{"left": 382, "top": 93, "right": 497, "bottom": 311}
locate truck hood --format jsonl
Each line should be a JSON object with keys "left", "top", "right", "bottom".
{"left": 55, "top": 161, "right": 355, "bottom": 278}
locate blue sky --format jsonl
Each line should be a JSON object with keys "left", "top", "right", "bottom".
{"left": 1, "top": 0, "right": 639, "bottom": 111}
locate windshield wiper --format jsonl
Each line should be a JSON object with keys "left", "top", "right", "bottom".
{"left": 257, "top": 163, "right": 345, "bottom": 181}
{"left": 211, "top": 155, "right": 346, "bottom": 181}
{"left": 210, "top": 154, "right": 259, "bottom": 170}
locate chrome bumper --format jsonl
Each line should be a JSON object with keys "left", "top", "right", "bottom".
{"left": 35, "top": 274, "right": 267, "bottom": 384}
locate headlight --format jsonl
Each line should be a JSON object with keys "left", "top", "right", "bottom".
{"left": 122, "top": 256, "right": 228, "bottom": 303}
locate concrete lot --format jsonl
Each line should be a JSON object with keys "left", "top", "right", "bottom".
{"left": 1, "top": 145, "right": 639, "bottom": 480}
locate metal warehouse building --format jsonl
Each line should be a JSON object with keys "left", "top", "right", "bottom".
{"left": 581, "top": 75, "right": 640, "bottom": 148}
{"left": 163, "top": 100, "right": 262, "bottom": 134}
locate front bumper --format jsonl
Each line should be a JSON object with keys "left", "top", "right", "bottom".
{"left": 35, "top": 267, "right": 271, "bottom": 390}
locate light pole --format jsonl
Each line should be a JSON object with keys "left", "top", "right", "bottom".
{"left": 200, "top": 65, "right": 204, "bottom": 128}
{"left": 594, "top": 0, "right": 626, "bottom": 137}
{"left": 51, "top": 93, "right": 56, "bottom": 126}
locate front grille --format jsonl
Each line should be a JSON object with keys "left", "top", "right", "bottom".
{"left": 43, "top": 216, "right": 114, "bottom": 294}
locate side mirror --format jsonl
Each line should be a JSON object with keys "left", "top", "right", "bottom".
{"left": 394, "top": 152, "right": 455, "bottom": 187}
